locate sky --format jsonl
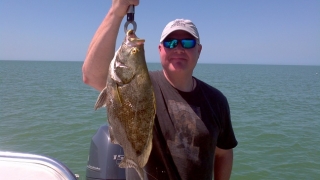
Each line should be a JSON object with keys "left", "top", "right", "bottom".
{"left": 1, "top": 0, "right": 319, "bottom": 65}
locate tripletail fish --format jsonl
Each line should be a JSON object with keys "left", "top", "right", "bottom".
{"left": 94, "top": 29, "right": 156, "bottom": 180}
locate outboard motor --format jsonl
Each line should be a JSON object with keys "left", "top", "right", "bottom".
{"left": 86, "top": 124, "right": 126, "bottom": 180}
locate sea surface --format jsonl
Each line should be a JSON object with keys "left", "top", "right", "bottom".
{"left": 1, "top": 60, "right": 319, "bottom": 180}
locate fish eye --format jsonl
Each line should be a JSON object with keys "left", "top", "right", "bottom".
{"left": 131, "top": 47, "right": 139, "bottom": 54}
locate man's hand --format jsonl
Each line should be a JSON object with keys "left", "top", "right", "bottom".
{"left": 111, "top": 0, "right": 139, "bottom": 18}
{"left": 83, "top": 0, "right": 139, "bottom": 91}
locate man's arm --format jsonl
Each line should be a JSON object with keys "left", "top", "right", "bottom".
{"left": 214, "top": 147, "right": 234, "bottom": 180}
{"left": 82, "top": 0, "right": 139, "bottom": 91}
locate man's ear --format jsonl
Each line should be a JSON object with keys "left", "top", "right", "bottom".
{"left": 158, "top": 44, "right": 162, "bottom": 53}
{"left": 197, "top": 44, "right": 202, "bottom": 58}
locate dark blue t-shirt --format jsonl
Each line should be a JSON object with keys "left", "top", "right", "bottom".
{"left": 127, "top": 70, "right": 237, "bottom": 180}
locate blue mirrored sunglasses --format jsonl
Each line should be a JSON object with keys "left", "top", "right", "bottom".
{"left": 162, "top": 39, "right": 197, "bottom": 49}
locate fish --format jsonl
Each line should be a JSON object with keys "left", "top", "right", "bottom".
{"left": 94, "top": 29, "right": 156, "bottom": 180}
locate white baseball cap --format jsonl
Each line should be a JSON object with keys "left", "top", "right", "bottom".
{"left": 160, "top": 19, "right": 200, "bottom": 43}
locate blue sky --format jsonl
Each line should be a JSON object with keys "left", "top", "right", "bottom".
{"left": 1, "top": 0, "right": 319, "bottom": 65}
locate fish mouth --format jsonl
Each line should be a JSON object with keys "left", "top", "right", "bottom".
{"left": 126, "top": 29, "right": 136, "bottom": 37}
{"left": 129, "top": 38, "right": 145, "bottom": 45}
{"left": 126, "top": 37, "right": 145, "bottom": 47}
{"left": 125, "top": 29, "right": 145, "bottom": 46}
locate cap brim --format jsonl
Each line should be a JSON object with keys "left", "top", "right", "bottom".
{"left": 160, "top": 27, "right": 199, "bottom": 42}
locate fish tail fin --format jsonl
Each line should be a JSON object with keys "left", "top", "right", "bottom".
{"left": 119, "top": 157, "right": 144, "bottom": 180}
{"left": 94, "top": 87, "right": 108, "bottom": 110}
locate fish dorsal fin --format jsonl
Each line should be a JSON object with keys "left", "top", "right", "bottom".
{"left": 94, "top": 87, "right": 108, "bottom": 110}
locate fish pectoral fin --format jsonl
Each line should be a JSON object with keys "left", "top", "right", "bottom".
{"left": 94, "top": 87, "right": 108, "bottom": 110}
{"left": 115, "top": 84, "right": 122, "bottom": 104}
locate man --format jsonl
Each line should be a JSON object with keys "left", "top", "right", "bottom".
{"left": 82, "top": 0, "right": 237, "bottom": 179}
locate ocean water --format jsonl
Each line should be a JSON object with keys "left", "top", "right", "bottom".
{"left": 0, "top": 60, "right": 319, "bottom": 180}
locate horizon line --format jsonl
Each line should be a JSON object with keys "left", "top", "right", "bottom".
{"left": 0, "top": 59, "right": 319, "bottom": 66}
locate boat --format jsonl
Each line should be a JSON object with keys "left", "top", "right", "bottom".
{"left": 0, "top": 124, "right": 126, "bottom": 180}
{"left": 0, "top": 151, "right": 79, "bottom": 180}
